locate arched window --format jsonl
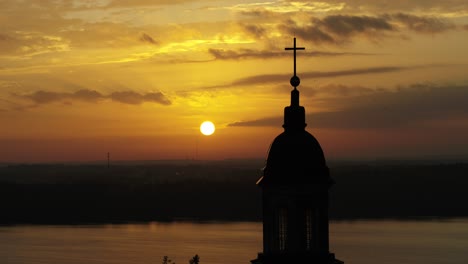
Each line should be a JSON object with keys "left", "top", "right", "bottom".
{"left": 278, "top": 208, "right": 287, "bottom": 251}
{"left": 305, "top": 208, "right": 313, "bottom": 250}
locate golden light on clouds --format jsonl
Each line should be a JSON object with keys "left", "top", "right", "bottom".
{"left": 1, "top": 0, "right": 468, "bottom": 162}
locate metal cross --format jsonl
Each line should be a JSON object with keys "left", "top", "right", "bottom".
{"left": 285, "top": 37, "right": 305, "bottom": 77}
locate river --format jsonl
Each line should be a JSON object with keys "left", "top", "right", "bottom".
{"left": 1, "top": 219, "right": 468, "bottom": 264}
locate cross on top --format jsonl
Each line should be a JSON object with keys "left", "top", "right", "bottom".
{"left": 285, "top": 37, "right": 305, "bottom": 77}
{"left": 285, "top": 37, "right": 305, "bottom": 88}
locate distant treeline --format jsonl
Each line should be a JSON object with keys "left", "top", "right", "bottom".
{"left": 1, "top": 161, "right": 467, "bottom": 224}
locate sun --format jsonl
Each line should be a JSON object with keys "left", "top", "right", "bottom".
{"left": 200, "top": 121, "right": 215, "bottom": 136}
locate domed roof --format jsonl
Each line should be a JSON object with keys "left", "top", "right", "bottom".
{"left": 258, "top": 130, "right": 330, "bottom": 185}
{"left": 256, "top": 87, "right": 331, "bottom": 186}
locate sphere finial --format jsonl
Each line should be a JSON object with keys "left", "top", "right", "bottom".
{"left": 290, "top": 75, "right": 300, "bottom": 88}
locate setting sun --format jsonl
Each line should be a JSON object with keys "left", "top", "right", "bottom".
{"left": 1, "top": 0, "right": 468, "bottom": 163}
{"left": 200, "top": 121, "right": 215, "bottom": 136}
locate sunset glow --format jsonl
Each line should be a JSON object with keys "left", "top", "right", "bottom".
{"left": 200, "top": 121, "right": 215, "bottom": 136}
{"left": 1, "top": 1, "right": 468, "bottom": 162}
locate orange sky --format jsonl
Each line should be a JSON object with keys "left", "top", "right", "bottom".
{"left": 1, "top": 0, "right": 468, "bottom": 162}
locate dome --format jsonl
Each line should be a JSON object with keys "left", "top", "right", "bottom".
{"left": 256, "top": 86, "right": 331, "bottom": 186}
{"left": 258, "top": 129, "right": 331, "bottom": 185}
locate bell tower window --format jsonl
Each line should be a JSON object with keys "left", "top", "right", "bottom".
{"left": 305, "top": 208, "right": 313, "bottom": 250}
{"left": 278, "top": 208, "right": 287, "bottom": 252}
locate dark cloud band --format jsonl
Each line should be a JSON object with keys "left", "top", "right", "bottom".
{"left": 14, "top": 89, "right": 171, "bottom": 106}
{"left": 208, "top": 48, "right": 372, "bottom": 60}
{"left": 228, "top": 83, "right": 468, "bottom": 129}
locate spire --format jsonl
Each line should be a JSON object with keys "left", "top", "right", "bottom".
{"left": 283, "top": 38, "right": 306, "bottom": 131}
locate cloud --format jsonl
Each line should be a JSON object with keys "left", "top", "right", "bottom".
{"left": 0, "top": 31, "right": 70, "bottom": 57}
{"left": 230, "top": 1, "right": 345, "bottom": 15}
{"left": 313, "top": 83, "right": 468, "bottom": 129}
{"left": 294, "top": 83, "right": 379, "bottom": 98}
{"left": 280, "top": 15, "right": 394, "bottom": 44}
{"left": 71, "top": 89, "right": 105, "bottom": 102}
{"left": 15, "top": 89, "right": 171, "bottom": 106}
{"left": 109, "top": 91, "right": 171, "bottom": 105}
{"left": 11, "top": 89, "right": 105, "bottom": 106}
{"left": 22, "top": 91, "right": 76, "bottom": 104}
{"left": 285, "top": 0, "right": 468, "bottom": 16}
{"left": 279, "top": 13, "right": 455, "bottom": 45}
{"left": 319, "top": 15, "right": 394, "bottom": 36}
{"left": 0, "top": 97, "right": 35, "bottom": 112}
{"left": 139, "top": 33, "right": 158, "bottom": 45}
{"left": 105, "top": 0, "right": 193, "bottom": 8}
{"left": 208, "top": 48, "right": 372, "bottom": 60}
{"left": 0, "top": 34, "right": 10, "bottom": 41}
{"left": 391, "top": 13, "right": 455, "bottom": 33}
{"left": 237, "top": 9, "right": 275, "bottom": 19}
{"left": 279, "top": 15, "right": 395, "bottom": 44}
{"left": 228, "top": 83, "right": 468, "bottom": 129}
{"left": 229, "top": 116, "right": 283, "bottom": 128}
{"left": 229, "top": 66, "right": 410, "bottom": 87}
{"left": 241, "top": 24, "right": 268, "bottom": 39}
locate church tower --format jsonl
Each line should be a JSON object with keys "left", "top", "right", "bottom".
{"left": 251, "top": 38, "right": 343, "bottom": 264}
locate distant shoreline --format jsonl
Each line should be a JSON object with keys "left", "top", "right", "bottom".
{"left": 2, "top": 156, "right": 468, "bottom": 166}
{"left": 2, "top": 161, "right": 468, "bottom": 225}
{"left": 3, "top": 216, "right": 468, "bottom": 227}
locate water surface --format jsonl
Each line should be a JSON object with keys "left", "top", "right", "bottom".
{"left": 1, "top": 220, "right": 468, "bottom": 264}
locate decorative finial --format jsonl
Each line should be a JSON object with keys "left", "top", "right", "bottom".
{"left": 285, "top": 37, "right": 305, "bottom": 89}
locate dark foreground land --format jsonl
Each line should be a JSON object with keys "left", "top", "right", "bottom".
{"left": 1, "top": 159, "right": 468, "bottom": 224}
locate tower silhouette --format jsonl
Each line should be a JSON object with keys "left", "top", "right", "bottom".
{"left": 251, "top": 38, "right": 343, "bottom": 264}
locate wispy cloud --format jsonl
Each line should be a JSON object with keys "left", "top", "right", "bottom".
{"left": 278, "top": 13, "right": 455, "bottom": 45}
{"left": 279, "top": 0, "right": 468, "bottom": 17}
{"left": 230, "top": 66, "right": 411, "bottom": 87}
{"left": 229, "top": 116, "right": 283, "bottom": 128}
{"left": 109, "top": 91, "right": 170, "bottom": 105}
{"left": 228, "top": 83, "right": 468, "bottom": 129}
{"left": 0, "top": 31, "right": 70, "bottom": 57}
{"left": 288, "top": 83, "right": 379, "bottom": 98}
{"left": 191, "top": 65, "right": 420, "bottom": 91}
{"left": 139, "top": 33, "right": 158, "bottom": 45}
{"left": 104, "top": 0, "right": 195, "bottom": 8}
{"left": 208, "top": 48, "right": 372, "bottom": 60}
{"left": 390, "top": 13, "right": 455, "bottom": 33}
{"left": 241, "top": 24, "right": 268, "bottom": 39}
{"left": 14, "top": 89, "right": 171, "bottom": 106}
{"left": 84, "top": 0, "right": 468, "bottom": 17}
{"left": 227, "top": 1, "right": 345, "bottom": 14}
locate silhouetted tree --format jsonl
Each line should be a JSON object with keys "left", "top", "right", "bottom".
{"left": 161, "top": 254, "right": 199, "bottom": 264}
{"left": 162, "top": 256, "right": 175, "bottom": 264}
{"left": 189, "top": 255, "right": 199, "bottom": 264}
